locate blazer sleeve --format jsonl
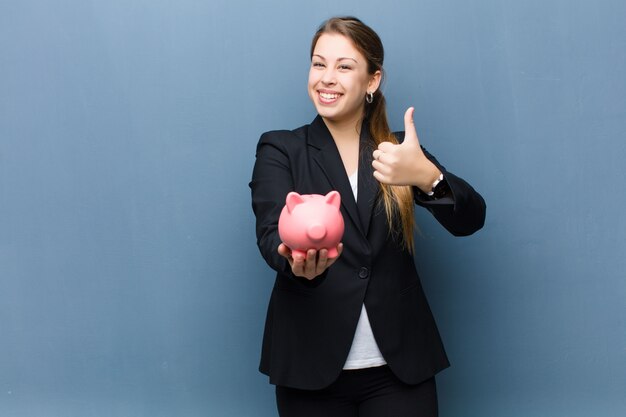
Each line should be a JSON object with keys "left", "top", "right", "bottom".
{"left": 249, "top": 131, "right": 296, "bottom": 276}
{"left": 414, "top": 147, "right": 487, "bottom": 237}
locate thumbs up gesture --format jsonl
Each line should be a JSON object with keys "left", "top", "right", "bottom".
{"left": 372, "top": 107, "right": 442, "bottom": 193}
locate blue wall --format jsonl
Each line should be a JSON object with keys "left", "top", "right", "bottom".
{"left": 1, "top": 1, "right": 625, "bottom": 416}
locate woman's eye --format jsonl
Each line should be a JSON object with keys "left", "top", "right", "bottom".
{"left": 338, "top": 65, "right": 352, "bottom": 71}
{"left": 312, "top": 62, "right": 325, "bottom": 68}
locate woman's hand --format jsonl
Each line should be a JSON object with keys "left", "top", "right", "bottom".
{"left": 372, "top": 107, "right": 441, "bottom": 193}
{"left": 278, "top": 243, "right": 343, "bottom": 280}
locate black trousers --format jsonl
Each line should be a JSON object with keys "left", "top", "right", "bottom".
{"left": 275, "top": 365, "right": 438, "bottom": 417}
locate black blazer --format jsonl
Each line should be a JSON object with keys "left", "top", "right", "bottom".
{"left": 250, "top": 115, "right": 486, "bottom": 390}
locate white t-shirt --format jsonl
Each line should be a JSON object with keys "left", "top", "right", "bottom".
{"left": 342, "top": 169, "right": 387, "bottom": 370}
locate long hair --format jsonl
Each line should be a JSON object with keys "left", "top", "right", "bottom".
{"left": 310, "top": 16, "right": 416, "bottom": 251}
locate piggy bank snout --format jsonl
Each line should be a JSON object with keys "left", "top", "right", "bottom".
{"left": 306, "top": 223, "right": 327, "bottom": 242}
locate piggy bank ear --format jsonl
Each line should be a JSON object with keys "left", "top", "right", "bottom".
{"left": 285, "top": 192, "right": 304, "bottom": 213}
{"left": 325, "top": 191, "right": 341, "bottom": 209}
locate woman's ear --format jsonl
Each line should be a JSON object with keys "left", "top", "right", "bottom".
{"left": 368, "top": 70, "right": 382, "bottom": 94}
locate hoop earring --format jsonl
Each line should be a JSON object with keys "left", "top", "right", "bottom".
{"left": 366, "top": 92, "right": 374, "bottom": 104}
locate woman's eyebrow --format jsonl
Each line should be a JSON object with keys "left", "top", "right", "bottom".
{"left": 312, "top": 54, "right": 358, "bottom": 63}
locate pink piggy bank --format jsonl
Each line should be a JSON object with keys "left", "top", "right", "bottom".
{"left": 278, "top": 191, "right": 344, "bottom": 258}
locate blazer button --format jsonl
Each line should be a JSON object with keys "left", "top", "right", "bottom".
{"left": 358, "top": 267, "right": 369, "bottom": 279}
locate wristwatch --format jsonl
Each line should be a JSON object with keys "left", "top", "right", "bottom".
{"left": 426, "top": 173, "right": 449, "bottom": 199}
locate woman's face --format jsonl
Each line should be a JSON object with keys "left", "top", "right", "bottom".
{"left": 308, "top": 33, "right": 380, "bottom": 126}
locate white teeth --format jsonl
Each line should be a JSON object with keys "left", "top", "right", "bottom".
{"left": 320, "top": 92, "right": 339, "bottom": 100}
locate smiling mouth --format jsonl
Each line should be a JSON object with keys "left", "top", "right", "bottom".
{"left": 318, "top": 91, "right": 342, "bottom": 103}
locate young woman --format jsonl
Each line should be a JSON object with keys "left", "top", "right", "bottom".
{"left": 250, "top": 16, "right": 486, "bottom": 417}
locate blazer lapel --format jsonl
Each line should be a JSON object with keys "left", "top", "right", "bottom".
{"left": 356, "top": 122, "right": 377, "bottom": 237}
{"left": 308, "top": 116, "right": 363, "bottom": 235}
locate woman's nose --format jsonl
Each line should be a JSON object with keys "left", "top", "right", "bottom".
{"left": 321, "top": 68, "right": 336, "bottom": 85}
